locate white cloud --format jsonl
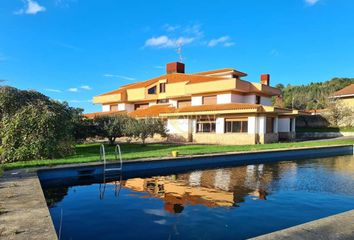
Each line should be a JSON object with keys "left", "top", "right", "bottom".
{"left": 144, "top": 24, "right": 234, "bottom": 49}
{"left": 144, "top": 24, "right": 203, "bottom": 49}
{"left": 224, "top": 42, "right": 235, "bottom": 47}
{"left": 80, "top": 85, "right": 92, "bottom": 90}
{"left": 45, "top": 88, "right": 62, "bottom": 93}
{"left": 103, "top": 74, "right": 136, "bottom": 81}
{"left": 208, "top": 36, "right": 234, "bottom": 47}
{"left": 55, "top": 0, "right": 76, "bottom": 8}
{"left": 305, "top": 0, "right": 319, "bottom": 6}
{"left": 68, "top": 87, "right": 78, "bottom": 92}
{"left": 145, "top": 35, "right": 194, "bottom": 48}
{"left": 15, "top": 0, "right": 46, "bottom": 15}
{"left": 183, "top": 24, "right": 204, "bottom": 38}
{"left": 163, "top": 24, "right": 180, "bottom": 32}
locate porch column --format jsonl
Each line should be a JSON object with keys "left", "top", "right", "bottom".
{"left": 216, "top": 117, "right": 225, "bottom": 133}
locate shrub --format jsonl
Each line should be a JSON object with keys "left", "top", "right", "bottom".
{"left": 0, "top": 102, "right": 75, "bottom": 163}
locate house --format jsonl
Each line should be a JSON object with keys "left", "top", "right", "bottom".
{"left": 87, "top": 62, "right": 299, "bottom": 145}
{"left": 332, "top": 84, "right": 354, "bottom": 108}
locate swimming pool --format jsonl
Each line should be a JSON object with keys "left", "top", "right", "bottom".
{"left": 40, "top": 155, "right": 354, "bottom": 240}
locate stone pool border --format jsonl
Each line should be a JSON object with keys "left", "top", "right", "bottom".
{"left": 1, "top": 144, "right": 354, "bottom": 240}
{"left": 250, "top": 210, "right": 354, "bottom": 240}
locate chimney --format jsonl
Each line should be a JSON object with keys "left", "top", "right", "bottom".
{"left": 260, "top": 74, "right": 270, "bottom": 86}
{"left": 166, "top": 62, "right": 185, "bottom": 74}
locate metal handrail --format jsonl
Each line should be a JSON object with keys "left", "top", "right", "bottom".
{"left": 100, "top": 144, "right": 106, "bottom": 170}
{"left": 115, "top": 144, "right": 123, "bottom": 171}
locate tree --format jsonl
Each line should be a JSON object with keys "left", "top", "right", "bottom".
{"left": 135, "top": 118, "right": 167, "bottom": 144}
{"left": 275, "top": 83, "right": 285, "bottom": 90}
{"left": 279, "top": 78, "right": 354, "bottom": 110}
{"left": 70, "top": 107, "right": 97, "bottom": 142}
{"left": 322, "top": 101, "right": 354, "bottom": 127}
{"left": 94, "top": 114, "right": 130, "bottom": 145}
{"left": 123, "top": 117, "right": 139, "bottom": 143}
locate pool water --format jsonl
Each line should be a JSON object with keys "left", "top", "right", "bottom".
{"left": 41, "top": 155, "right": 354, "bottom": 240}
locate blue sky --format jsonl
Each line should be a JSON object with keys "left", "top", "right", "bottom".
{"left": 1, "top": 0, "right": 354, "bottom": 113}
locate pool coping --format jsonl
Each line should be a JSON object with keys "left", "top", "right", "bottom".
{"left": 250, "top": 209, "right": 354, "bottom": 240}
{"left": 1, "top": 144, "right": 354, "bottom": 240}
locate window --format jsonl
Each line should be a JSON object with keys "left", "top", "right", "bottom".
{"left": 225, "top": 118, "right": 248, "bottom": 133}
{"left": 110, "top": 105, "right": 118, "bottom": 111}
{"left": 148, "top": 86, "right": 157, "bottom": 94}
{"left": 196, "top": 120, "right": 216, "bottom": 133}
{"left": 134, "top": 103, "right": 149, "bottom": 110}
{"left": 256, "top": 95, "right": 261, "bottom": 104}
{"left": 159, "top": 83, "right": 166, "bottom": 93}
{"left": 266, "top": 117, "right": 274, "bottom": 133}
{"left": 157, "top": 99, "right": 168, "bottom": 104}
{"left": 203, "top": 95, "right": 217, "bottom": 105}
{"left": 290, "top": 118, "right": 293, "bottom": 132}
{"left": 177, "top": 100, "right": 191, "bottom": 108}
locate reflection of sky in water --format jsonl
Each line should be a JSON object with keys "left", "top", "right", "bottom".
{"left": 43, "top": 155, "right": 354, "bottom": 240}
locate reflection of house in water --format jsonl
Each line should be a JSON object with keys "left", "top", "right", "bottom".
{"left": 325, "top": 155, "right": 354, "bottom": 177}
{"left": 118, "top": 164, "right": 283, "bottom": 213}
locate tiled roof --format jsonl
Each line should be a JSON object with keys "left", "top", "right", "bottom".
{"left": 194, "top": 68, "right": 247, "bottom": 77}
{"left": 84, "top": 103, "right": 300, "bottom": 119}
{"left": 97, "top": 88, "right": 126, "bottom": 97}
{"left": 97, "top": 73, "right": 229, "bottom": 96}
{"left": 129, "top": 104, "right": 175, "bottom": 118}
{"left": 175, "top": 103, "right": 262, "bottom": 113}
{"left": 333, "top": 84, "right": 354, "bottom": 97}
{"left": 83, "top": 110, "right": 126, "bottom": 119}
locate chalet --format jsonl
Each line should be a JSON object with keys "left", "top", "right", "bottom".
{"left": 87, "top": 62, "right": 299, "bottom": 144}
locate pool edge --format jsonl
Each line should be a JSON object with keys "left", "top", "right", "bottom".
{"left": 0, "top": 170, "right": 58, "bottom": 240}
{"left": 249, "top": 209, "right": 354, "bottom": 240}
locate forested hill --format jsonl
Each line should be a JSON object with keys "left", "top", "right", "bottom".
{"left": 274, "top": 77, "right": 354, "bottom": 110}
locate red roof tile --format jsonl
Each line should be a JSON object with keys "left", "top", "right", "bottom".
{"left": 333, "top": 84, "right": 354, "bottom": 96}
{"left": 83, "top": 110, "right": 126, "bottom": 119}
{"left": 129, "top": 104, "right": 175, "bottom": 118}
{"left": 174, "top": 103, "right": 261, "bottom": 113}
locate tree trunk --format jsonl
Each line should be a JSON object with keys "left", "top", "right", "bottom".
{"left": 109, "top": 137, "right": 116, "bottom": 145}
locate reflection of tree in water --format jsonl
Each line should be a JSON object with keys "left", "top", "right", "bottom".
{"left": 43, "top": 187, "right": 69, "bottom": 207}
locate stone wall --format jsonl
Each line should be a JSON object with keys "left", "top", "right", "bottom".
{"left": 192, "top": 133, "right": 256, "bottom": 145}
{"left": 279, "top": 132, "right": 296, "bottom": 141}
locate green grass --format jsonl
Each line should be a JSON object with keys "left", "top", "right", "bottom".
{"left": 2, "top": 139, "right": 354, "bottom": 171}
{"left": 296, "top": 127, "right": 354, "bottom": 132}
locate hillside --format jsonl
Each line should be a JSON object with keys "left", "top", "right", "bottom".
{"left": 274, "top": 78, "right": 354, "bottom": 110}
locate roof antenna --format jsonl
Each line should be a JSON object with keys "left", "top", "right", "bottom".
{"left": 176, "top": 42, "right": 183, "bottom": 63}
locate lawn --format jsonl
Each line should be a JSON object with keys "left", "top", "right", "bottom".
{"left": 1, "top": 139, "right": 354, "bottom": 171}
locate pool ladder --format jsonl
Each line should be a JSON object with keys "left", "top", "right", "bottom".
{"left": 99, "top": 144, "right": 123, "bottom": 199}
{"left": 100, "top": 144, "right": 123, "bottom": 172}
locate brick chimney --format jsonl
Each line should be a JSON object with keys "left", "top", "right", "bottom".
{"left": 260, "top": 74, "right": 270, "bottom": 86}
{"left": 166, "top": 62, "right": 185, "bottom": 74}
